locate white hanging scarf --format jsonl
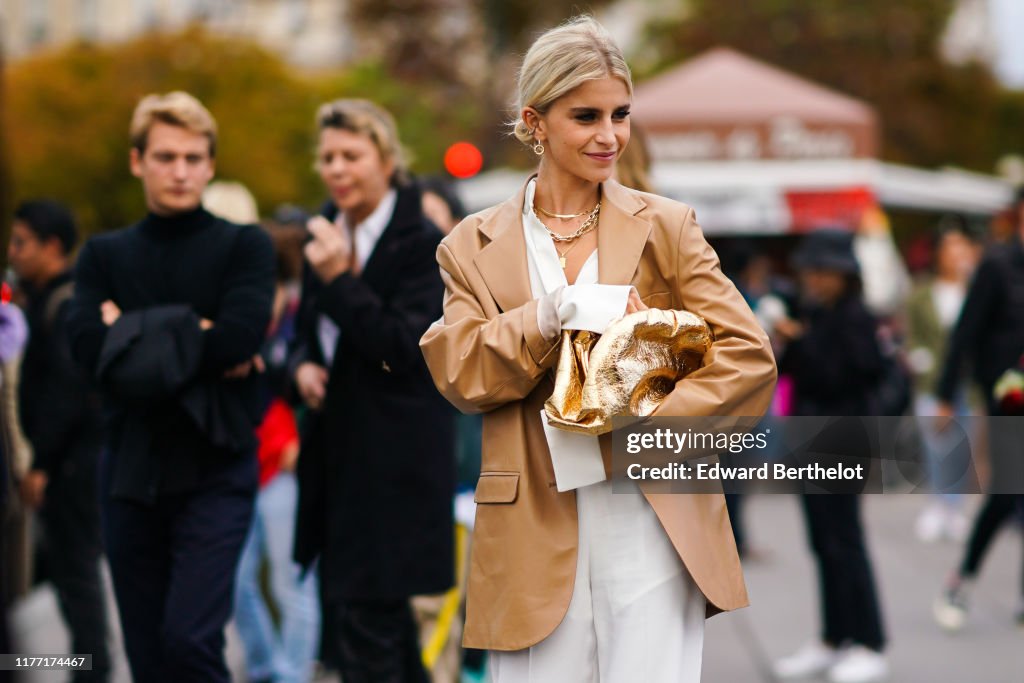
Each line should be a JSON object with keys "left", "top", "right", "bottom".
{"left": 522, "top": 179, "right": 632, "bottom": 491}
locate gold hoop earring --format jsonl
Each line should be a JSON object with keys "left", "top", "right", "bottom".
{"left": 533, "top": 142, "right": 545, "bottom": 156}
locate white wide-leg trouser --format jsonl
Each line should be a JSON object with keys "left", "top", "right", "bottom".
{"left": 489, "top": 480, "right": 707, "bottom": 683}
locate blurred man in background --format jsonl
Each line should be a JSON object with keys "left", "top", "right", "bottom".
{"left": 7, "top": 199, "right": 111, "bottom": 682}
{"left": 65, "top": 92, "right": 275, "bottom": 682}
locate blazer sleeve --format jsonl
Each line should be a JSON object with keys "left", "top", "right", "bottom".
{"left": 653, "top": 207, "right": 778, "bottom": 418}
{"left": 419, "top": 242, "right": 561, "bottom": 414}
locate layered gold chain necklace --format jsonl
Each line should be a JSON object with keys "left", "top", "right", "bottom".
{"left": 533, "top": 201, "right": 601, "bottom": 269}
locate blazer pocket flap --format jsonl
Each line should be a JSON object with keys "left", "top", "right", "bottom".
{"left": 474, "top": 472, "right": 519, "bottom": 504}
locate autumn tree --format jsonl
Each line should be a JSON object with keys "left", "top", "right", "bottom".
{"left": 639, "top": 0, "right": 1024, "bottom": 172}
{"left": 6, "top": 28, "right": 487, "bottom": 237}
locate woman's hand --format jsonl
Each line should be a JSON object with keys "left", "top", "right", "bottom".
{"left": 305, "top": 216, "right": 352, "bottom": 283}
{"left": 625, "top": 288, "right": 649, "bottom": 315}
{"left": 296, "top": 361, "right": 329, "bottom": 410}
{"left": 101, "top": 300, "right": 121, "bottom": 326}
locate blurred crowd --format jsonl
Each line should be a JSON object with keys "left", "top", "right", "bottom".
{"left": 0, "top": 84, "right": 1022, "bottom": 683}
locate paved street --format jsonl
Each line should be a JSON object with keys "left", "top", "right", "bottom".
{"left": 704, "top": 494, "right": 1023, "bottom": 683}
{"left": 7, "top": 494, "right": 1022, "bottom": 682}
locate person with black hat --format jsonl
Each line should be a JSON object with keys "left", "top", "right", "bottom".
{"left": 772, "top": 229, "right": 890, "bottom": 683}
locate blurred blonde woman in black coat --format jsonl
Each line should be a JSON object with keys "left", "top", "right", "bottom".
{"left": 291, "top": 99, "right": 455, "bottom": 683}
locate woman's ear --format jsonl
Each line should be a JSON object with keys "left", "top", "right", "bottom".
{"left": 522, "top": 107, "right": 544, "bottom": 141}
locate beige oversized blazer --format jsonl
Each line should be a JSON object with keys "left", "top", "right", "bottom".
{"left": 420, "top": 177, "right": 777, "bottom": 651}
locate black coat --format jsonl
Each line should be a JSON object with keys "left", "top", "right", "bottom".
{"left": 19, "top": 272, "right": 102, "bottom": 479}
{"left": 292, "top": 185, "right": 456, "bottom": 601}
{"left": 95, "top": 305, "right": 264, "bottom": 502}
{"left": 938, "top": 240, "right": 1024, "bottom": 411}
{"left": 782, "top": 293, "right": 885, "bottom": 417}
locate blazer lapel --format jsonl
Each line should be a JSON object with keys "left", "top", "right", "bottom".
{"left": 472, "top": 178, "right": 650, "bottom": 312}
{"left": 473, "top": 182, "right": 534, "bottom": 313}
{"left": 598, "top": 180, "right": 651, "bottom": 286}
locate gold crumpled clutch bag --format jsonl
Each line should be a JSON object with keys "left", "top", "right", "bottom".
{"left": 544, "top": 309, "right": 712, "bottom": 435}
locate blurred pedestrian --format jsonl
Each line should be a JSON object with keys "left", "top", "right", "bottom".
{"left": 932, "top": 187, "right": 1024, "bottom": 631}
{"left": 290, "top": 99, "right": 455, "bottom": 683}
{"left": 65, "top": 91, "right": 275, "bottom": 682}
{"left": 773, "top": 230, "right": 889, "bottom": 683}
{"left": 905, "top": 216, "right": 982, "bottom": 542}
{"left": 7, "top": 199, "right": 112, "bottom": 682}
{"left": 420, "top": 16, "right": 776, "bottom": 681}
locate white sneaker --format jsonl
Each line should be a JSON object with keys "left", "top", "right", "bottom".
{"left": 933, "top": 578, "right": 971, "bottom": 632}
{"left": 915, "top": 504, "right": 945, "bottom": 543}
{"left": 773, "top": 641, "right": 841, "bottom": 679}
{"left": 827, "top": 645, "right": 889, "bottom": 683}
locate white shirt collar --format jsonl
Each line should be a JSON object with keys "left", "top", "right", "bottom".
{"left": 336, "top": 188, "right": 398, "bottom": 271}
{"left": 522, "top": 178, "right": 598, "bottom": 296}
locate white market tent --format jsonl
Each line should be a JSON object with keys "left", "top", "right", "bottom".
{"left": 458, "top": 48, "right": 1013, "bottom": 234}
{"left": 650, "top": 159, "right": 1014, "bottom": 234}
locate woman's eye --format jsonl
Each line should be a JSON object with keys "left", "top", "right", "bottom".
{"left": 613, "top": 109, "right": 631, "bottom": 120}
{"left": 575, "top": 113, "right": 597, "bottom": 122}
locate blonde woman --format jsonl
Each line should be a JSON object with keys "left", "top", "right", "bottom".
{"left": 420, "top": 17, "right": 776, "bottom": 682}
{"left": 291, "top": 99, "right": 455, "bottom": 681}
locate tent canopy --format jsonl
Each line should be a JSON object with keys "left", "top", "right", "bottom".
{"left": 632, "top": 48, "right": 878, "bottom": 160}
{"left": 634, "top": 47, "right": 876, "bottom": 126}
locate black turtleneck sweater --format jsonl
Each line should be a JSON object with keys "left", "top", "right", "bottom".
{"left": 65, "top": 206, "right": 274, "bottom": 497}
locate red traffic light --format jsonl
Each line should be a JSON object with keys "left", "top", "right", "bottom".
{"left": 444, "top": 142, "right": 483, "bottom": 179}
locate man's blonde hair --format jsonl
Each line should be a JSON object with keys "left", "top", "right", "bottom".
{"left": 315, "top": 99, "right": 410, "bottom": 186}
{"left": 512, "top": 16, "right": 633, "bottom": 146}
{"left": 130, "top": 91, "right": 218, "bottom": 156}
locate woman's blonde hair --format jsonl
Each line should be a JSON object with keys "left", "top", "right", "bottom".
{"left": 511, "top": 16, "right": 633, "bottom": 146}
{"left": 130, "top": 91, "right": 218, "bottom": 156}
{"left": 315, "top": 99, "right": 411, "bottom": 186}
{"left": 615, "top": 125, "right": 653, "bottom": 193}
